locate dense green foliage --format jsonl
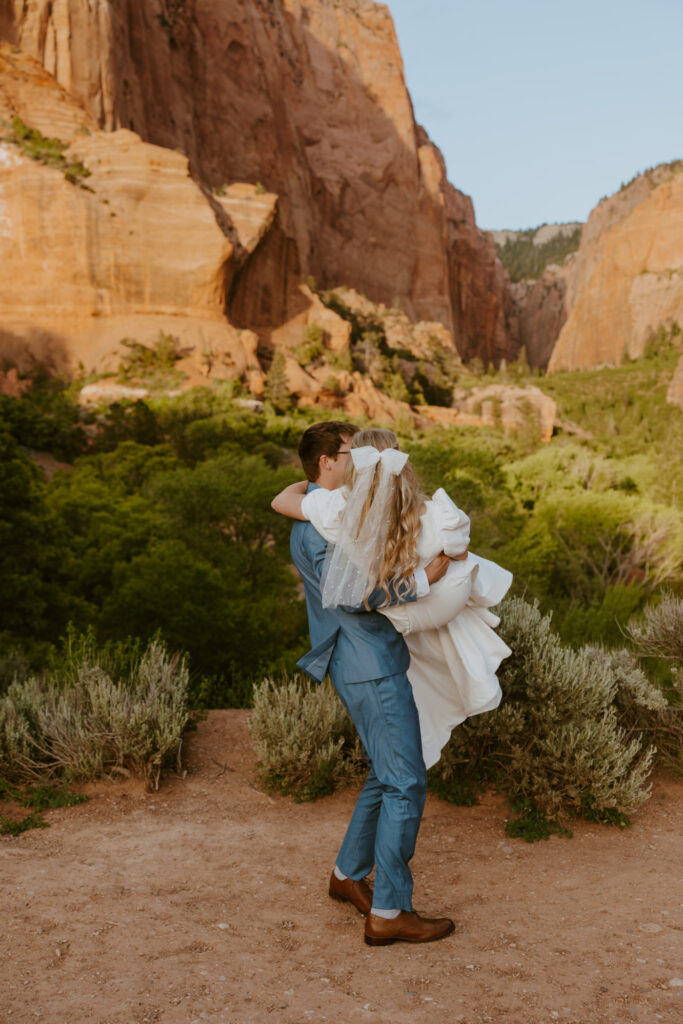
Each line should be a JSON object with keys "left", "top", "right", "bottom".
{"left": 0, "top": 386, "right": 313, "bottom": 697}
{"left": 495, "top": 225, "right": 582, "bottom": 282}
{"left": 0, "top": 331, "right": 681, "bottom": 706}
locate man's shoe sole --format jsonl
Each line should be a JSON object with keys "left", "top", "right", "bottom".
{"left": 364, "top": 920, "right": 455, "bottom": 946}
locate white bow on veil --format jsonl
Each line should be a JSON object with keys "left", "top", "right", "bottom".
{"left": 321, "top": 445, "right": 410, "bottom": 608}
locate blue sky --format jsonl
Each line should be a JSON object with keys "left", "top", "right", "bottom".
{"left": 385, "top": 0, "right": 683, "bottom": 229}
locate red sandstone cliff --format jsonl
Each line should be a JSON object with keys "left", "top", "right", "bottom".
{"left": 1, "top": 0, "right": 512, "bottom": 364}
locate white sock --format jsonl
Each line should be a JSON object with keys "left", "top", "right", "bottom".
{"left": 333, "top": 865, "right": 348, "bottom": 881}
{"left": 371, "top": 907, "right": 401, "bottom": 919}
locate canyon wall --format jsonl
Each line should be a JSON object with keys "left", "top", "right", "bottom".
{"left": 549, "top": 164, "right": 683, "bottom": 370}
{"left": 0, "top": 45, "right": 269, "bottom": 385}
{"left": 2, "top": 0, "right": 513, "bottom": 364}
{"left": 508, "top": 267, "right": 569, "bottom": 370}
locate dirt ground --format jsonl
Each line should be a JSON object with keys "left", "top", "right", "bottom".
{"left": 2, "top": 710, "right": 682, "bottom": 1024}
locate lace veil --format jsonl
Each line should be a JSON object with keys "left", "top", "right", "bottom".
{"left": 321, "top": 445, "right": 409, "bottom": 608}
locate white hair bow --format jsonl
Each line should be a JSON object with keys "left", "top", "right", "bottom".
{"left": 350, "top": 445, "right": 409, "bottom": 476}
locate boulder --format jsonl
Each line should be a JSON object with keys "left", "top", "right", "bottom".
{"left": 445, "top": 384, "right": 557, "bottom": 442}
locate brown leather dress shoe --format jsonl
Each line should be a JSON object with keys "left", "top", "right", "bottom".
{"left": 328, "top": 870, "right": 373, "bottom": 916}
{"left": 364, "top": 910, "right": 455, "bottom": 946}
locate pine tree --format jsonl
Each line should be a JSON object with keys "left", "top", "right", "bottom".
{"left": 263, "top": 350, "right": 290, "bottom": 411}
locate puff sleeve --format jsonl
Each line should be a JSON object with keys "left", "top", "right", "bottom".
{"left": 300, "top": 487, "right": 347, "bottom": 544}
{"left": 431, "top": 487, "right": 471, "bottom": 556}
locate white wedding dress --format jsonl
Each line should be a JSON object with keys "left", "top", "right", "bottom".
{"left": 301, "top": 486, "right": 513, "bottom": 768}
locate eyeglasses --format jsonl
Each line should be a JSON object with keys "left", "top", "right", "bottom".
{"left": 336, "top": 449, "right": 352, "bottom": 457}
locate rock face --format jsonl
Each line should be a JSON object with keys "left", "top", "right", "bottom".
{"left": 5, "top": 127, "right": 231, "bottom": 321}
{"left": 549, "top": 164, "right": 683, "bottom": 370}
{"left": 0, "top": 119, "right": 263, "bottom": 384}
{"left": 418, "top": 385, "right": 556, "bottom": 442}
{"left": 508, "top": 266, "right": 570, "bottom": 370}
{"left": 0, "top": 44, "right": 268, "bottom": 387}
{"left": 3, "top": 0, "right": 513, "bottom": 364}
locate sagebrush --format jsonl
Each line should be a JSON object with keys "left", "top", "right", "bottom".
{"left": 0, "top": 638, "right": 189, "bottom": 790}
{"left": 432, "top": 597, "right": 666, "bottom": 819}
{"left": 249, "top": 674, "right": 366, "bottom": 800}
{"left": 249, "top": 598, "right": 679, "bottom": 827}
{"left": 624, "top": 592, "right": 683, "bottom": 772}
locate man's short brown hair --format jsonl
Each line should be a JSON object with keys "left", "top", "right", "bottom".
{"left": 298, "top": 420, "right": 359, "bottom": 481}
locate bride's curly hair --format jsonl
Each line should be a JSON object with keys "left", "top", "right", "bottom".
{"left": 345, "top": 428, "right": 425, "bottom": 605}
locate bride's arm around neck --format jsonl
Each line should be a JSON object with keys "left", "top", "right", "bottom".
{"left": 271, "top": 479, "right": 309, "bottom": 519}
{"left": 271, "top": 482, "right": 347, "bottom": 535}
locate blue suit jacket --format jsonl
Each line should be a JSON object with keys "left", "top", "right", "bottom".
{"left": 291, "top": 485, "right": 417, "bottom": 685}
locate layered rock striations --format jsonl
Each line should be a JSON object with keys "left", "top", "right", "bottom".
{"left": 3, "top": 0, "right": 513, "bottom": 363}
{"left": 0, "top": 45, "right": 269, "bottom": 384}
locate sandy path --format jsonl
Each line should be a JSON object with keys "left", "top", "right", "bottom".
{"left": 2, "top": 710, "right": 682, "bottom": 1024}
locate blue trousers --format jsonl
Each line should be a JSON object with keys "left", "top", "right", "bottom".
{"left": 332, "top": 671, "right": 427, "bottom": 911}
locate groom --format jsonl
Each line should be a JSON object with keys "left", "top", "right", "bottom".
{"left": 289, "top": 420, "right": 455, "bottom": 946}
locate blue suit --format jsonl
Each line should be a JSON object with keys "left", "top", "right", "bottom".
{"left": 291, "top": 486, "right": 427, "bottom": 910}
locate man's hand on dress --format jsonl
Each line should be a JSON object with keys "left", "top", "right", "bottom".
{"left": 424, "top": 553, "right": 450, "bottom": 584}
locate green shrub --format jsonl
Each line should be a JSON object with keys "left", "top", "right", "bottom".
{"left": 325, "top": 348, "right": 353, "bottom": 372}
{"left": 431, "top": 598, "right": 661, "bottom": 822}
{"left": 117, "top": 331, "right": 183, "bottom": 384}
{"left": 245, "top": 600, "right": 673, "bottom": 832}
{"left": 0, "top": 637, "right": 189, "bottom": 790}
{"left": 262, "top": 350, "right": 291, "bottom": 412}
{"left": 293, "top": 324, "right": 325, "bottom": 366}
{"left": 4, "top": 116, "right": 92, "bottom": 187}
{"left": 248, "top": 675, "right": 366, "bottom": 800}
{"left": 625, "top": 593, "right": 683, "bottom": 772}
{"left": 0, "top": 777, "right": 87, "bottom": 835}
{"left": 0, "top": 812, "right": 49, "bottom": 836}
{"left": 627, "top": 591, "right": 683, "bottom": 663}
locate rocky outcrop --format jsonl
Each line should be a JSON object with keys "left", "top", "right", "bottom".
{"left": 0, "top": 44, "right": 95, "bottom": 139}
{"left": 549, "top": 163, "right": 683, "bottom": 370}
{"left": 3, "top": 0, "right": 514, "bottom": 363}
{"left": 417, "top": 385, "right": 556, "bottom": 442}
{"left": 443, "top": 384, "right": 556, "bottom": 442}
{"left": 0, "top": 366, "right": 30, "bottom": 397}
{"left": 322, "top": 286, "right": 461, "bottom": 361}
{"left": 498, "top": 167, "right": 683, "bottom": 372}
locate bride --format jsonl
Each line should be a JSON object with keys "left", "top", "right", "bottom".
{"left": 272, "top": 427, "right": 513, "bottom": 768}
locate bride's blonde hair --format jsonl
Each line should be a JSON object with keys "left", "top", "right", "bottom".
{"left": 344, "top": 428, "right": 424, "bottom": 604}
